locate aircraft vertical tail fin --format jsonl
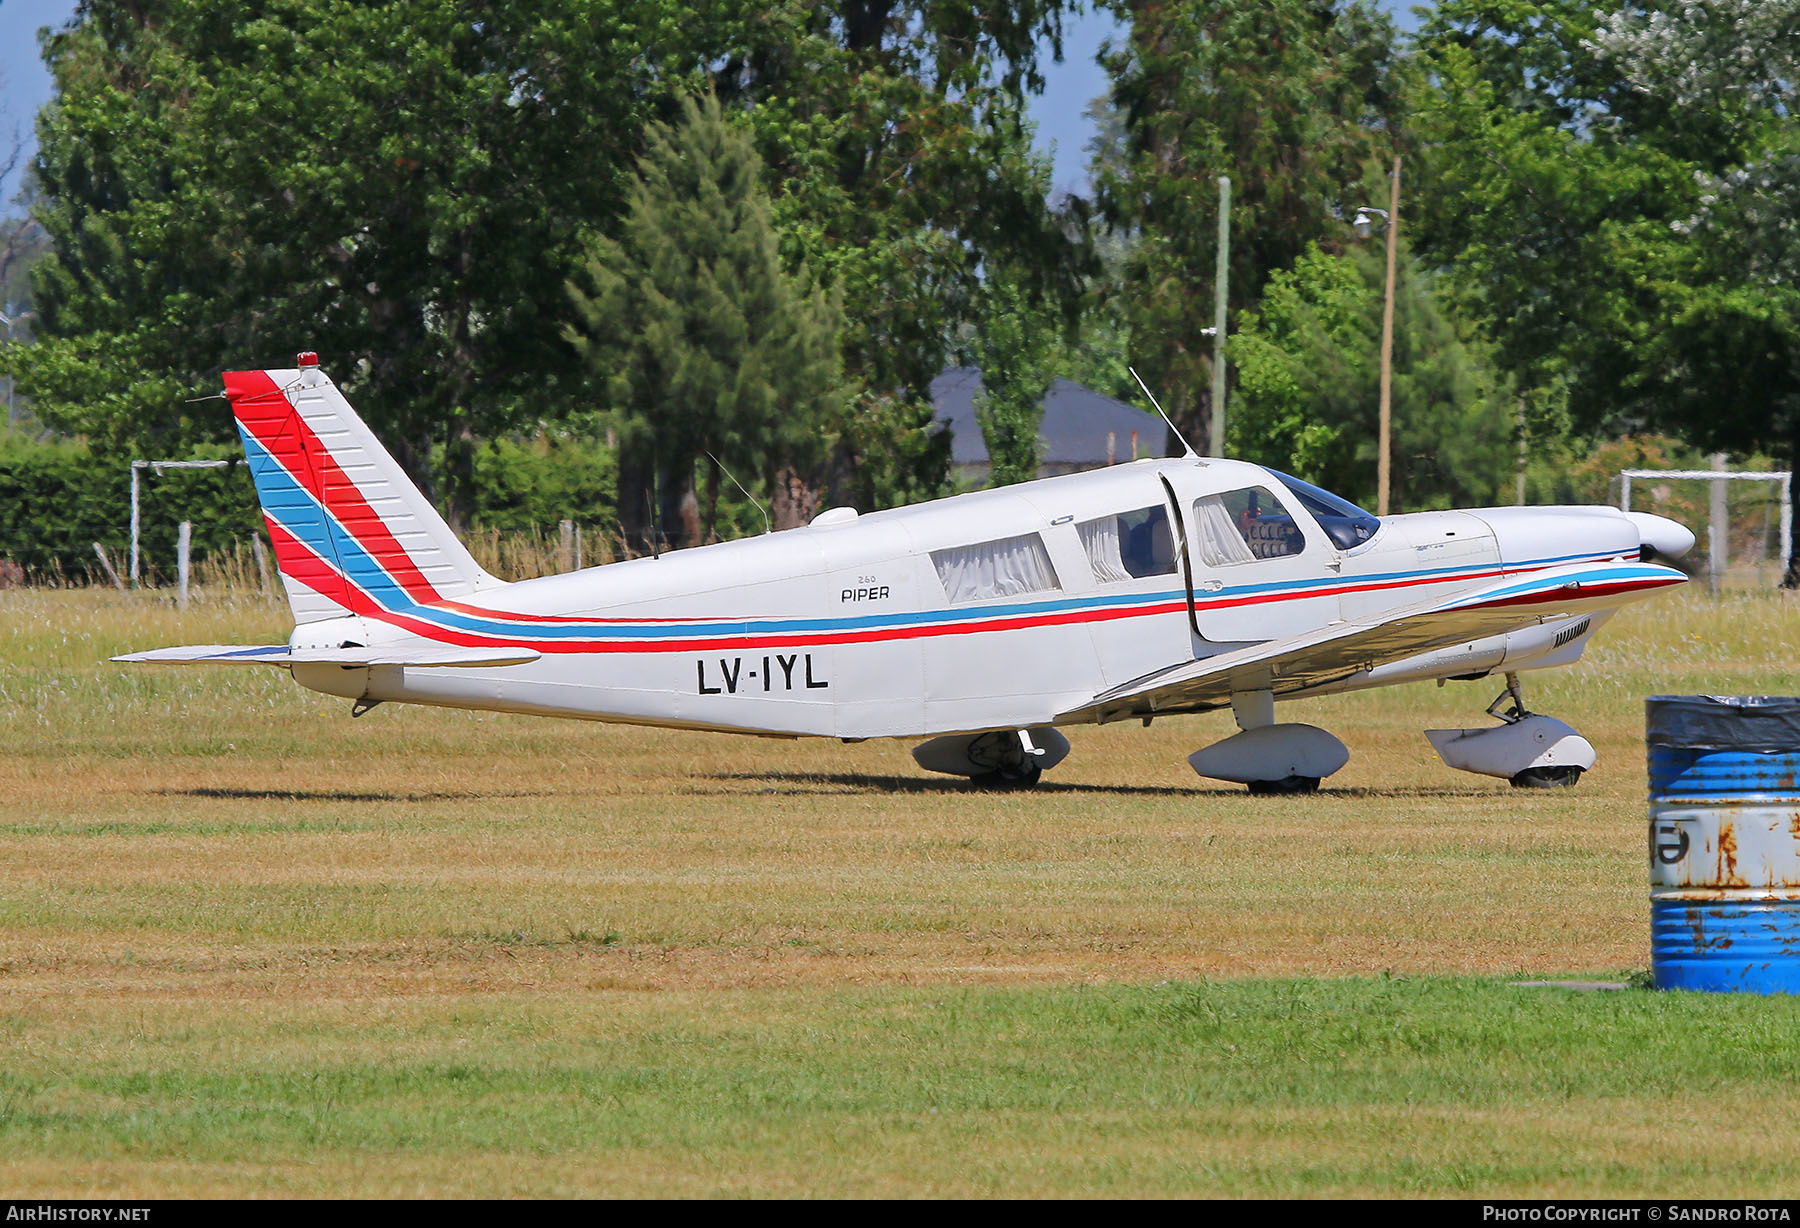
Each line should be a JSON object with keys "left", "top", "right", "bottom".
{"left": 224, "top": 354, "right": 499, "bottom": 624}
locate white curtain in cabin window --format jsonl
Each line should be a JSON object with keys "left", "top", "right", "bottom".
{"left": 1077, "top": 516, "right": 1134, "bottom": 584}
{"left": 932, "top": 534, "right": 1061, "bottom": 604}
{"left": 1193, "top": 495, "right": 1257, "bottom": 566}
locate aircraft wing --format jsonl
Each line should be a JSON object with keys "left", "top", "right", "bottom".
{"left": 1058, "top": 561, "right": 1684, "bottom": 724}
{"left": 113, "top": 644, "right": 541, "bottom": 668}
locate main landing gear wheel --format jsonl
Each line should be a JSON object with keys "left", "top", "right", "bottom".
{"left": 909, "top": 727, "right": 1066, "bottom": 788}
{"left": 1247, "top": 775, "right": 1321, "bottom": 796}
{"left": 1187, "top": 721, "right": 1349, "bottom": 793}
{"left": 1509, "top": 765, "right": 1583, "bottom": 789}
{"left": 972, "top": 762, "right": 1043, "bottom": 790}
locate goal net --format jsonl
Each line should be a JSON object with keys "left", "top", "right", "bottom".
{"left": 1619, "top": 468, "right": 1792, "bottom": 590}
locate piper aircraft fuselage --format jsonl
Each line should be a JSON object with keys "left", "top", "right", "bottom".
{"left": 121, "top": 355, "right": 1695, "bottom": 791}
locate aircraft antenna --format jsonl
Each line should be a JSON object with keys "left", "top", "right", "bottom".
{"left": 705, "top": 451, "right": 772, "bottom": 536}
{"left": 648, "top": 456, "right": 661, "bottom": 559}
{"left": 1128, "top": 366, "right": 1199, "bottom": 460}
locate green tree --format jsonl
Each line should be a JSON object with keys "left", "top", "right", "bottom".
{"left": 728, "top": 2, "right": 1091, "bottom": 510}
{"left": 1097, "top": 0, "right": 1405, "bottom": 452}
{"left": 0, "top": 202, "right": 46, "bottom": 429}
{"left": 1591, "top": 0, "right": 1800, "bottom": 260}
{"left": 7, "top": 0, "right": 1091, "bottom": 525}
{"left": 1590, "top": 0, "right": 1800, "bottom": 578}
{"left": 566, "top": 92, "right": 844, "bottom": 551}
{"left": 7, "top": 0, "right": 747, "bottom": 526}
{"left": 1412, "top": 2, "right": 1699, "bottom": 396}
{"left": 1229, "top": 241, "right": 1514, "bottom": 510}
{"left": 1414, "top": 0, "right": 1800, "bottom": 576}
{"left": 971, "top": 268, "right": 1059, "bottom": 487}
{"left": 463, "top": 434, "right": 618, "bottom": 537}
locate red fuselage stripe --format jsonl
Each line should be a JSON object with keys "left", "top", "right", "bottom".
{"left": 268, "top": 513, "right": 1673, "bottom": 656}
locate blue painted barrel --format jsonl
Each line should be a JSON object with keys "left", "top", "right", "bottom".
{"left": 1648, "top": 695, "right": 1800, "bottom": 994}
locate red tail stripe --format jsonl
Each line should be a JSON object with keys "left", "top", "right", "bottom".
{"left": 225, "top": 368, "right": 445, "bottom": 605}
{"left": 262, "top": 513, "right": 351, "bottom": 608}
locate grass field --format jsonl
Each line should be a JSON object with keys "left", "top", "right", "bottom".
{"left": 3, "top": 585, "right": 1800, "bottom": 1197}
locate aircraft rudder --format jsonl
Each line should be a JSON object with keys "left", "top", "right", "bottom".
{"left": 222, "top": 353, "right": 499, "bottom": 625}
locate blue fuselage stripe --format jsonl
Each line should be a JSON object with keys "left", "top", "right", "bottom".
{"left": 249, "top": 458, "right": 1626, "bottom": 643}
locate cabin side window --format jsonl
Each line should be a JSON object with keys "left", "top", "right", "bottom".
{"left": 1192, "top": 486, "right": 1304, "bottom": 566}
{"left": 1077, "top": 506, "right": 1178, "bottom": 583}
{"left": 931, "top": 533, "right": 1061, "bottom": 604}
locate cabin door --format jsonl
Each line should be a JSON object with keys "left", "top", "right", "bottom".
{"left": 1161, "top": 471, "right": 1343, "bottom": 645}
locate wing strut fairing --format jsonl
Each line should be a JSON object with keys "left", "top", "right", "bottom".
{"left": 1060, "top": 560, "right": 1684, "bottom": 725}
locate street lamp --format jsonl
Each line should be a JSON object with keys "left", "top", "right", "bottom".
{"left": 1353, "top": 156, "right": 1401, "bottom": 517}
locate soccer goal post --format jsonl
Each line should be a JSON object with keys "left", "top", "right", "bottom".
{"left": 128, "top": 457, "right": 236, "bottom": 585}
{"left": 1620, "top": 467, "right": 1792, "bottom": 591}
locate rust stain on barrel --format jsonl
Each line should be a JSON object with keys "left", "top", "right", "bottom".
{"left": 1717, "top": 821, "right": 1746, "bottom": 887}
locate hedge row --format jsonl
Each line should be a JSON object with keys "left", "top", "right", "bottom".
{"left": 0, "top": 436, "right": 258, "bottom": 581}
{"left": 0, "top": 433, "right": 618, "bottom": 583}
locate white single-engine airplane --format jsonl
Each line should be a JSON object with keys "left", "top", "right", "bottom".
{"left": 119, "top": 353, "right": 1696, "bottom": 793}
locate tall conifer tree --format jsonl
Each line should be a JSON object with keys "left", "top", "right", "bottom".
{"left": 567, "top": 93, "right": 843, "bottom": 551}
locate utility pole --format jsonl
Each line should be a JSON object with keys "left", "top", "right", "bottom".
{"left": 1515, "top": 397, "right": 1528, "bottom": 505}
{"left": 1377, "top": 156, "right": 1400, "bottom": 517}
{"left": 0, "top": 308, "right": 20, "bottom": 428}
{"left": 1211, "top": 175, "right": 1230, "bottom": 458}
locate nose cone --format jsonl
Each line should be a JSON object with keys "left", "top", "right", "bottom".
{"left": 1625, "top": 511, "right": 1696, "bottom": 560}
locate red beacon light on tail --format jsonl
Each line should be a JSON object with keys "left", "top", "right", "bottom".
{"left": 296, "top": 351, "right": 320, "bottom": 370}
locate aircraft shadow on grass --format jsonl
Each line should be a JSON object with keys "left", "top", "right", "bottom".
{"left": 704, "top": 770, "right": 1195, "bottom": 797}
{"left": 169, "top": 780, "right": 1495, "bottom": 805}
{"left": 166, "top": 786, "right": 546, "bottom": 804}
{"left": 702, "top": 771, "right": 1489, "bottom": 801}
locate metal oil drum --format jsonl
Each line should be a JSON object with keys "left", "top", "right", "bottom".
{"left": 1648, "top": 695, "right": 1800, "bottom": 993}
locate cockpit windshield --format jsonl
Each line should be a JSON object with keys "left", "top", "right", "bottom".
{"left": 1269, "top": 471, "right": 1381, "bottom": 550}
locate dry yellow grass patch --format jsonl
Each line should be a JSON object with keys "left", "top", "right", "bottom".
{"left": 2, "top": 584, "right": 1798, "bottom": 1196}
{"left": 5, "top": 585, "right": 1796, "bottom": 997}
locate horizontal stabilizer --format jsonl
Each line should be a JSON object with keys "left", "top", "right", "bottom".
{"left": 113, "top": 644, "right": 540, "bottom": 668}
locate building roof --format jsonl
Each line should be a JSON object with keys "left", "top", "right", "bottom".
{"left": 929, "top": 367, "right": 1174, "bottom": 468}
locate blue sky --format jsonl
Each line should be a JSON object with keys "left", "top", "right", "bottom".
{"left": 1027, "top": 6, "right": 1128, "bottom": 198}
{"left": 0, "top": 0, "right": 69, "bottom": 210}
{"left": 1030, "top": 4, "right": 1424, "bottom": 195}
{"left": 0, "top": 2, "right": 1428, "bottom": 214}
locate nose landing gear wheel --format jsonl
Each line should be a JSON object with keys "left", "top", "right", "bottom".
{"left": 1426, "top": 673, "right": 1597, "bottom": 788}
{"left": 1509, "top": 765, "right": 1583, "bottom": 789}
